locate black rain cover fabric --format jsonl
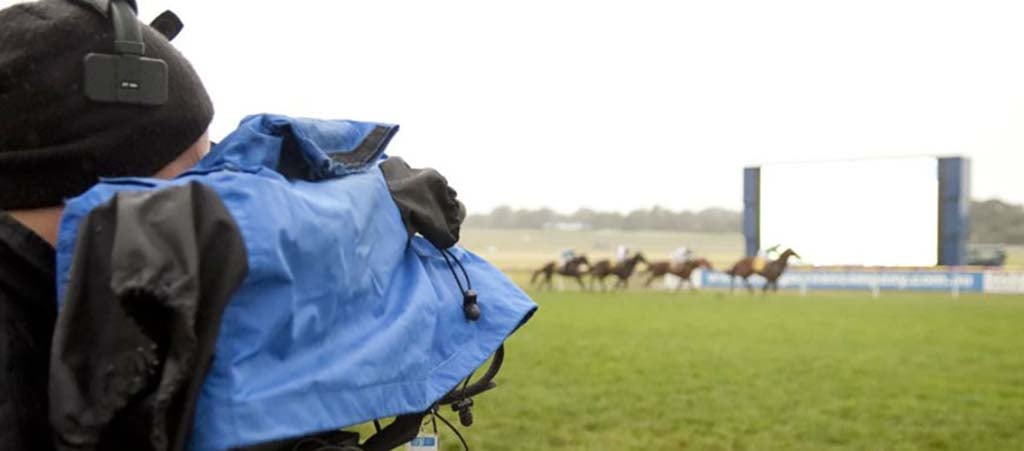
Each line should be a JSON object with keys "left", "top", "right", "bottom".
{"left": 50, "top": 182, "right": 248, "bottom": 451}
{"left": 380, "top": 156, "right": 466, "bottom": 248}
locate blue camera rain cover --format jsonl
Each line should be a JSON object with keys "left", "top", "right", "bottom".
{"left": 55, "top": 114, "right": 537, "bottom": 450}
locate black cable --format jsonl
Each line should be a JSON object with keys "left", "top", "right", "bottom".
{"left": 292, "top": 437, "right": 331, "bottom": 450}
{"left": 434, "top": 244, "right": 480, "bottom": 321}
{"left": 443, "top": 248, "right": 473, "bottom": 291}
{"left": 460, "top": 369, "right": 474, "bottom": 400}
{"left": 440, "top": 345, "right": 504, "bottom": 404}
{"left": 373, "top": 419, "right": 382, "bottom": 433}
{"left": 435, "top": 410, "right": 470, "bottom": 451}
{"left": 291, "top": 437, "right": 361, "bottom": 451}
{"left": 472, "top": 345, "right": 503, "bottom": 391}
{"left": 437, "top": 246, "right": 467, "bottom": 293}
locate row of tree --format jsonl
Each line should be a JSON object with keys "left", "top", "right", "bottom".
{"left": 463, "top": 205, "right": 741, "bottom": 233}
{"left": 971, "top": 199, "right": 1024, "bottom": 244}
{"left": 464, "top": 199, "right": 1024, "bottom": 244}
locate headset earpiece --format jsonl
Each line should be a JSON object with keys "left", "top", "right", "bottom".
{"left": 82, "top": 0, "right": 169, "bottom": 106}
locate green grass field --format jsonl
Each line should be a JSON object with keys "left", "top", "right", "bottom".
{"left": 412, "top": 290, "right": 1024, "bottom": 451}
{"left": 351, "top": 230, "right": 1024, "bottom": 449}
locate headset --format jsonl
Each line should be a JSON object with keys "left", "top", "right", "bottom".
{"left": 76, "top": 0, "right": 182, "bottom": 106}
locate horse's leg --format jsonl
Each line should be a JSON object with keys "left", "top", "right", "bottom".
{"left": 744, "top": 277, "right": 754, "bottom": 294}
{"left": 644, "top": 273, "right": 657, "bottom": 289}
{"left": 575, "top": 274, "right": 586, "bottom": 291}
{"left": 533, "top": 266, "right": 551, "bottom": 287}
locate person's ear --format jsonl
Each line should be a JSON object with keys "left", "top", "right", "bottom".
{"left": 191, "top": 131, "right": 211, "bottom": 160}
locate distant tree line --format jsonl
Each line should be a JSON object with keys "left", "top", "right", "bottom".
{"left": 465, "top": 199, "right": 1024, "bottom": 244}
{"left": 464, "top": 205, "right": 740, "bottom": 233}
{"left": 970, "top": 199, "right": 1024, "bottom": 244}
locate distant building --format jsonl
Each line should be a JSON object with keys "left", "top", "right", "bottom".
{"left": 543, "top": 221, "right": 592, "bottom": 232}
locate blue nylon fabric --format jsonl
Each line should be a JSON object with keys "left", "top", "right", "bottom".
{"left": 54, "top": 114, "right": 537, "bottom": 450}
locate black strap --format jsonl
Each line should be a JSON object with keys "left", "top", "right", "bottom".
{"left": 109, "top": 0, "right": 145, "bottom": 54}
{"left": 329, "top": 125, "right": 398, "bottom": 167}
{"left": 72, "top": 0, "right": 138, "bottom": 17}
{"left": 360, "top": 412, "right": 429, "bottom": 451}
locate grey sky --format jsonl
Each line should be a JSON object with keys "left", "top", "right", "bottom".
{"left": 7, "top": 0, "right": 1023, "bottom": 213}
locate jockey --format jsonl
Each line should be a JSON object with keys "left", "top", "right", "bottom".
{"left": 670, "top": 246, "right": 692, "bottom": 269}
{"left": 753, "top": 244, "right": 781, "bottom": 273}
{"left": 615, "top": 244, "right": 630, "bottom": 264}
{"left": 559, "top": 248, "right": 576, "bottom": 271}
{"left": 760, "top": 244, "right": 781, "bottom": 260}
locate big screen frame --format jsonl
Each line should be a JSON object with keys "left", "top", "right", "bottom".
{"left": 743, "top": 157, "right": 970, "bottom": 267}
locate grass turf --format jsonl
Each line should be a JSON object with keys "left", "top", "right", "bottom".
{"left": 418, "top": 290, "right": 1024, "bottom": 450}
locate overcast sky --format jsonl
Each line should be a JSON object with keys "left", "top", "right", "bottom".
{"left": 7, "top": 0, "right": 1024, "bottom": 213}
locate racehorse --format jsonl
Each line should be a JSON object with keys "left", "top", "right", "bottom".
{"left": 641, "top": 258, "right": 713, "bottom": 291}
{"left": 530, "top": 255, "right": 591, "bottom": 290}
{"left": 725, "top": 248, "right": 800, "bottom": 294}
{"left": 588, "top": 252, "right": 648, "bottom": 291}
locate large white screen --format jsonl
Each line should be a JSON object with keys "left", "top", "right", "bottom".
{"left": 759, "top": 157, "right": 938, "bottom": 267}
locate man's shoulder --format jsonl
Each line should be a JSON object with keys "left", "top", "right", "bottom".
{"left": 0, "top": 213, "right": 54, "bottom": 299}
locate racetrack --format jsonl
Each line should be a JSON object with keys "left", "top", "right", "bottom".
{"left": 433, "top": 290, "right": 1024, "bottom": 450}
{"left": 458, "top": 228, "right": 1024, "bottom": 273}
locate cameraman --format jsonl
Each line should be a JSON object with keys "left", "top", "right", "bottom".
{"left": 0, "top": 1, "right": 214, "bottom": 448}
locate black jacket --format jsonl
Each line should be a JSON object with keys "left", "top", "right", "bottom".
{"left": 0, "top": 211, "right": 58, "bottom": 451}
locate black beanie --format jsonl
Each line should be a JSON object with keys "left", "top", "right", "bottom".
{"left": 0, "top": 0, "right": 214, "bottom": 209}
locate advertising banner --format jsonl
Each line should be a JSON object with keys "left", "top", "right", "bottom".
{"left": 696, "top": 268, "right": 1002, "bottom": 293}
